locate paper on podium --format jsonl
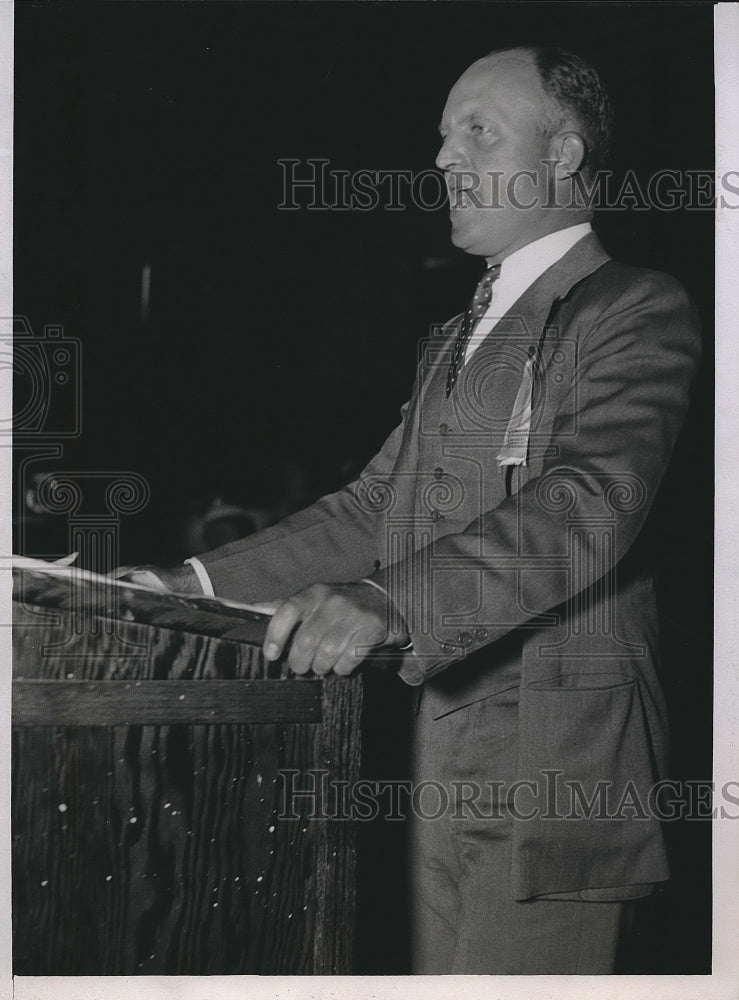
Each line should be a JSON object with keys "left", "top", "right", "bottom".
{"left": 11, "top": 554, "right": 273, "bottom": 647}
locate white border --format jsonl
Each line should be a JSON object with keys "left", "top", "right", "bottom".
{"left": 712, "top": 0, "right": 739, "bottom": 991}
{"left": 6, "top": 3, "right": 738, "bottom": 999}
{"left": 0, "top": 1, "right": 12, "bottom": 999}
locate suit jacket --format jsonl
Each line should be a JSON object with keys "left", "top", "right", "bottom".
{"left": 199, "top": 232, "right": 702, "bottom": 899}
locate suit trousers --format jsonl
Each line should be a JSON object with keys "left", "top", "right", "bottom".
{"left": 409, "top": 680, "right": 637, "bottom": 974}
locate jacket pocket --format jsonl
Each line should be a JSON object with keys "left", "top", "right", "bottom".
{"left": 519, "top": 672, "right": 653, "bottom": 794}
{"left": 510, "top": 671, "right": 669, "bottom": 900}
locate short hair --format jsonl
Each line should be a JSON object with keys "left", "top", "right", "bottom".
{"left": 489, "top": 46, "right": 613, "bottom": 174}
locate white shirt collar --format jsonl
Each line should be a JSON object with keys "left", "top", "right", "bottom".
{"left": 463, "top": 223, "right": 593, "bottom": 365}
{"left": 486, "top": 222, "right": 592, "bottom": 305}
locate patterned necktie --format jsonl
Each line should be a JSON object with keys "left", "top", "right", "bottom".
{"left": 445, "top": 264, "right": 501, "bottom": 397}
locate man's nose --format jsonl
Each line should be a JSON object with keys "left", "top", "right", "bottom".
{"left": 435, "top": 134, "right": 463, "bottom": 172}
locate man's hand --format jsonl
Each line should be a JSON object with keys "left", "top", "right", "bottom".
{"left": 111, "top": 563, "right": 202, "bottom": 594}
{"left": 262, "top": 581, "right": 409, "bottom": 677}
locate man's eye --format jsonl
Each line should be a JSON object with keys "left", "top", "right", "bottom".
{"left": 471, "top": 124, "right": 485, "bottom": 134}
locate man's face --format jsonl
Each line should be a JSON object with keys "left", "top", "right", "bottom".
{"left": 436, "top": 52, "right": 557, "bottom": 261}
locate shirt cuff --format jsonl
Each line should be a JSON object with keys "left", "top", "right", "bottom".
{"left": 184, "top": 556, "right": 215, "bottom": 596}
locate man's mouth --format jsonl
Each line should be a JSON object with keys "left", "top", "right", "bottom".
{"left": 448, "top": 181, "right": 476, "bottom": 211}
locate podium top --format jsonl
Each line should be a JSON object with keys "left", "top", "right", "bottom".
{"left": 12, "top": 563, "right": 271, "bottom": 648}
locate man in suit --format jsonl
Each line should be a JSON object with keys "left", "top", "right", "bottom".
{"left": 126, "top": 47, "right": 701, "bottom": 972}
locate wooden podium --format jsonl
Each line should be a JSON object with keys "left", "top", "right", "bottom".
{"left": 11, "top": 567, "right": 363, "bottom": 975}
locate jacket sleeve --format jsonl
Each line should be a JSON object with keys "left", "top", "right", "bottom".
{"left": 366, "top": 271, "right": 702, "bottom": 684}
{"left": 196, "top": 397, "right": 414, "bottom": 602}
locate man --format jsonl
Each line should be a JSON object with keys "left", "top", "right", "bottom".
{"left": 124, "top": 47, "right": 701, "bottom": 972}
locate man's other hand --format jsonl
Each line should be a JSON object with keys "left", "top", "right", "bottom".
{"left": 262, "top": 581, "right": 409, "bottom": 676}
{"left": 111, "top": 563, "right": 202, "bottom": 594}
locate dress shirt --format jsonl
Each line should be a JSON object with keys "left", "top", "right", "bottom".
{"left": 464, "top": 222, "right": 591, "bottom": 363}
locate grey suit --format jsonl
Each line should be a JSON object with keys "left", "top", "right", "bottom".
{"left": 199, "top": 233, "right": 701, "bottom": 969}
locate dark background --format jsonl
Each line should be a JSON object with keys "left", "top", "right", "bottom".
{"left": 14, "top": 0, "right": 713, "bottom": 975}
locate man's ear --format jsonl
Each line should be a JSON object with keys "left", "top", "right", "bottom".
{"left": 552, "top": 131, "right": 587, "bottom": 178}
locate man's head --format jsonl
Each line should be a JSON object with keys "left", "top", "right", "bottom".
{"left": 436, "top": 46, "right": 612, "bottom": 261}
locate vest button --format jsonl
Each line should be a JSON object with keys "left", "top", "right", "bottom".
{"left": 433, "top": 467, "right": 444, "bottom": 479}
{"left": 439, "top": 423, "right": 449, "bottom": 435}
{"left": 474, "top": 627, "right": 489, "bottom": 641}
{"left": 457, "top": 631, "right": 473, "bottom": 647}
{"left": 440, "top": 642, "right": 455, "bottom": 654}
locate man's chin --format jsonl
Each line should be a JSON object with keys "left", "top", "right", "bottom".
{"left": 449, "top": 215, "right": 486, "bottom": 255}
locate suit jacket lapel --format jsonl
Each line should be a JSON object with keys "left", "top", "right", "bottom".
{"left": 424, "top": 233, "right": 612, "bottom": 412}
{"left": 482, "top": 230, "right": 611, "bottom": 366}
